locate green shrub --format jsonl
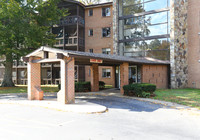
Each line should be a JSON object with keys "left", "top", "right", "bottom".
{"left": 75, "top": 81, "right": 91, "bottom": 92}
{"left": 123, "top": 83, "right": 156, "bottom": 98}
{"left": 58, "top": 81, "right": 106, "bottom": 92}
{"left": 99, "top": 81, "right": 105, "bottom": 89}
{"left": 139, "top": 83, "right": 156, "bottom": 94}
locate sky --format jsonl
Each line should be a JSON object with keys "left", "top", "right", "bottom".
{"left": 99, "top": 0, "right": 170, "bottom": 37}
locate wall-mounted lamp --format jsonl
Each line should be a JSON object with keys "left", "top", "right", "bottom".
{"left": 198, "top": 32, "right": 200, "bottom": 35}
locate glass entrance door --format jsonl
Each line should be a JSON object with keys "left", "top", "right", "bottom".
{"left": 129, "top": 66, "right": 137, "bottom": 84}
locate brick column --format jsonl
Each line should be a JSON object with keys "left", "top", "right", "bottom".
{"left": 120, "top": 62, "right": 129, "bottom": 95}
{"left": 57, "top": 57, "right": 75, "bottom": 104}
{"left": 90, "top": 64, "right": 99, "bottom": 92}
{"left": 27, "top": 57, "right": 43, "bottom": 100}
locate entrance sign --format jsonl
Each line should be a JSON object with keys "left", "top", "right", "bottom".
{"left": 90, "top": 59, "right": 103, "bottom": 63}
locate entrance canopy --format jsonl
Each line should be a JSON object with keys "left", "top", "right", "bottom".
{"left": 24, "top": 46, "right": 169, "bottom": 104}
{"left": 25, "top": 46, "right": 169, "bottom": 66}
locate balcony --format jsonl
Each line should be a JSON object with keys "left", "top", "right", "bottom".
{"left": 59, "top": 16, "right": 85, "bottom": 26}
{"left": 54, "top": 36, "right": 84, "bottom": 47}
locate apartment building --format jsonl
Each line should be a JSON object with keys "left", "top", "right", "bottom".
{"left": 84, "top": 2, "right": 115, "bottom": 87}
{"left": 112, "top": 0, "right": 200, "bottom": 89}
{"left": 1, "top": 0, "right": 199, "bottom": 89}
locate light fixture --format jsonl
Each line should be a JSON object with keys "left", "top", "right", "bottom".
{"left": 198, "top": 32, "right": 200, "bottom": 35}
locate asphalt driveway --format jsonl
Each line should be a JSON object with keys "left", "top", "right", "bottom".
{"left": 0, "top": 93, "right": 200, "bottom": 140}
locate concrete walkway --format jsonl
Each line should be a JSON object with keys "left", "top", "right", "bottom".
{"left": 0, "top": 93, "right": 107, "bottom": 113}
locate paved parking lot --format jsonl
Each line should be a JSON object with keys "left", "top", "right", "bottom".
{"left": 0, "top": 93, "right": 200, "bottom": 140}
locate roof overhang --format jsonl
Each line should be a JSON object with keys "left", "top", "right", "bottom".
{"left": 25, "top": 46, "right": 170, "bottom": 66}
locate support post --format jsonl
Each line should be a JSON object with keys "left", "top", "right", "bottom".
{"left": 90, "top": 64, "right": 99, "bottom": 92}
{"left": 57, "top": 57, "right": 75, "bottom": 104}
{"left": 27, "top": 57, "right": 43, "bottom": 100}
{"left": 120, "top": 62, "right": 129, "bottom": 95}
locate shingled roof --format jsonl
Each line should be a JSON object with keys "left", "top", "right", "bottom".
{"left": 25, "top": 46, "right": 170, "bottom": 65}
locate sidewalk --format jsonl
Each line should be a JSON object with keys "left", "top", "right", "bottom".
{"left": 0, "top": 93, "right": 107, "bottom": 114}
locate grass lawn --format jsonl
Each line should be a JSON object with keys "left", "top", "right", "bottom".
{"left": 153, "top": 88, "right": 200, "bottom": 109}
{"left": 0, "top": 85, "right": 59, "bottom": 94}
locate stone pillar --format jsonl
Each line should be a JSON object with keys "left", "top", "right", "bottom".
{"left": 113, "top": 0, "right": 119, "bottom": 55}
{"left": 27, "top": 57, "right": 43, "bottom": 100}
{"left": 57, "top": 57, "right": 75, "bottom": 104}
{"left": 120, "top": 62, "right": 129, "bottom": 94}
{"left": 170, "top": 0, "right": 188, "bottom": 88}
{"left": 90, "top": 64, "right": 99, "bottom": 92}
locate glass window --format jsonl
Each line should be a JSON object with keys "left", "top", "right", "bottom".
{"left": 89, "top": 49, "right": 93, "bottom": 53}
{"left": 102, "top": 7, "right": 110, "bottom": 17}
{"left": 47, "top": 70, "right": 51, "bottom": 79}
{"left": 88, "top": 29, "right": 93, "bottom": 36}
{"left": 102, "top": 68, "right": 111, "bottom": 78}
{"left": 123, "top": 38, "right": 170, "bottom": 60}
{"left": 89, "top": 9, "right": 93, "bottom": 16}
{"left": 102, "top": 48, "right": 111, "bottom": 54}
{"left": 102, "top": 27, "right": 111, "bottom": 37}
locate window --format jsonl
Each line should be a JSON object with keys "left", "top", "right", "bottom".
{"left": 102, "top": 68, "right": 111, "bottom": 78}
{"left": 89, "top": 69, "right": 91, "bottom": 77}
{"left": 102, "top": 7, "right": 110, "bottom": 17}
{"left": 102, "top": 27, "right": 111, "bottom": 37}
{"left": 89, "top": 49, "right": 93, "bottom": 53}
{"left": 89, "top": 9, "right": 93, "bottom": 16}
{"left": 102, "top": 48, "right": 111, "bottom": 54}
{"left": 88, "top": 29, "right": 93, "bottom": 36}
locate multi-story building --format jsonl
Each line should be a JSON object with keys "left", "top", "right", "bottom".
{"left": 0, "top": 1, "right": 116, "bottom": 87}
{"left": 84, "top": 2, "right": 115, "bottom": 87}
{"left": 113, "top": 0, "right": 200, "bottom": 89}
{"left": 1, "top": 0, "right": 200, "bottom": 89}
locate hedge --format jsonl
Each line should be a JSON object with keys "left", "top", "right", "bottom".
{"left": 123, "top": 83, "right": 156, "bottom": 98}
{"left": 58, "top": 81, "right": 105, "bottom": 92}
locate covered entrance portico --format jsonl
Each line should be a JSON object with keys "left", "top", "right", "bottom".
{"left": 24, "top": 46, "right": 169, "bottom": 104}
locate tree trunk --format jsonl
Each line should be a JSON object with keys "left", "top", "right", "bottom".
{"left": 1, "top": 54, "right": 15, "bottom": 87}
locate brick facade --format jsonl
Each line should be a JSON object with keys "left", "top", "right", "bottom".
{"left": 120, "top": 62, "right": 129, "bottom": 94}
{"left": 90, "top": 64, "right": 99, "bottom": 92}
{"left": 57, "top": 57, "right": 75, "bottom": 104}
{"left": 27, "top": 57, "right": 43, "bottom": 100}
{"left": 85, "top": 4, "right": 114, "bottom": 87}
{"left": 141, "top": 65, "right": 169, "bottom": 89}
{"left": 187, "top": 0, "right": 200, "bottom": 89}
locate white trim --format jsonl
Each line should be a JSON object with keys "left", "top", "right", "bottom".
{"left": 26, "top": 46, "right": 69, "bottom": 58}
{"left": 32, "top": 59, "right": 62, "bottom": 63}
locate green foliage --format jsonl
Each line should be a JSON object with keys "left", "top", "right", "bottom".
{"left": 0, "top": 0, "right": 68, "bottom": 58}
{"left": 75, "top": 81, "right": 91, "bottom": 92}
{"left": 123, "top": 83, "right": 156, "bottom": 98}
{"left": 0, "top": 0, "right": 68, "bottom": 86}
{"left": 99, "top": 81, "right": 105, "bottom": 89}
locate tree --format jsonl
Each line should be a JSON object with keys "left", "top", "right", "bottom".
{"left": 0, "top": 0, "right": 68, "bottom": 87}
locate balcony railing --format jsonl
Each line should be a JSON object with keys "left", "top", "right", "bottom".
{"left": 54, "top": 36, "right": 84, "bottom": 47}
{"left": 59, "top": 16, "right": 85, "bottom": 26}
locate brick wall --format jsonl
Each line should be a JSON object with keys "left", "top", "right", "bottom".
{"left": 141, "top": 65, "right": 169, "bottom": 89}
{"left": 85, "top": 4, "right": 114, "bottom": 86}
{"left": 187, "top": 0, "right": 200, "bottom": 88}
